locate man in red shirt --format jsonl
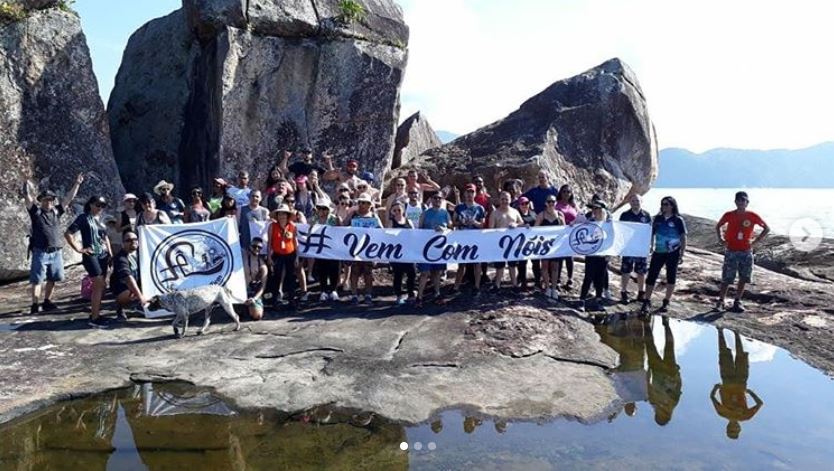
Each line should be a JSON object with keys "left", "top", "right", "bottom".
{"left": 714, "top": 191, "right": 770, "bottom": 313}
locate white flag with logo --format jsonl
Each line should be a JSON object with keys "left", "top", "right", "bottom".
{"left": 138, "top": 218, "right": 247, "bottom": 318}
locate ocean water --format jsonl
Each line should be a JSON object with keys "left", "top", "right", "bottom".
{"left": 627, "top": 188, "right": 834, "bottom": 238}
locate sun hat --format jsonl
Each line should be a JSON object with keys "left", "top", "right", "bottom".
{"left": 273, "top": 204, "right": 293, "bottom": 214}
{"left": 356, "top": 193, "right": 373, "bottom": 203}
{"left": 315, "top": 196, "right": 333, "bottom": 209}
{"left": 153, "top": 180, "right": 174, "bottom": 195}
{"left": 36, "top": 190, "right": 57, "bottom": 201}
{"left": 122, "top": 193, "right": 138, "bottom": 202}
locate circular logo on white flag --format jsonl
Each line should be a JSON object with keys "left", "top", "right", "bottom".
{"left": 569, "top": 223, "right": 606, "bottom": 255}
{"left": 150, "top": 230, "right": 234, "bottom": 293}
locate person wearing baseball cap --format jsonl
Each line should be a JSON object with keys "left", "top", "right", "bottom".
{"left": 322, "top": 153, "right": 362, "bottom": 188}
{"left": 208, "top": 178, "right": 228, "bottom": 213}
{"left": 22, "top": 172, "right": 84, "bottom": 314}
{"left": 714, "top": 191, "right": 770, "bottom": 313}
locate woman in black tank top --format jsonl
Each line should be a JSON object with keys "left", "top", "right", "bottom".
{"left": 536, "top": 197, "right": 565, "bottom": 299}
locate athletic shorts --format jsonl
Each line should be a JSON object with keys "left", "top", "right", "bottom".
{"left": 621, "top": 257, "right": 648, "bottom": 275}
{"left": 82, "top": 253, "right": 110, "bottom": 278}
{"left": 722, "top": 250, "right": 754, "bottom": 284}
{"left": 29, "top": 248, "right": 65, "bottom": 284}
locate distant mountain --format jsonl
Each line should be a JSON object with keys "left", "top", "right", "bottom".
{"left": 435, "top": 130, "right": 459, "bottom": 144}
{"left": 656, "top": 142, "right": 834, "bottom": 188}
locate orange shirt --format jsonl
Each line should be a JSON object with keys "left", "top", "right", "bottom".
{"left": 718, "top": 210, "right": 765, "bottom": 251}
{"left": 269, "top": 221, "right": 297, "bottom": 255}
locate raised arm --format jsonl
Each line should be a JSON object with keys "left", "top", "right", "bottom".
{"left": 321, "top": 153, "right": 340, "bottom": 181}
{"left": 23, "top": 179, "right": 36, "bottom": 207}
{"left": 63, "top": 173, "right": 84, "bottom": 209}
{"left": 419, "top": 172, "right": 441, "bottom": 192}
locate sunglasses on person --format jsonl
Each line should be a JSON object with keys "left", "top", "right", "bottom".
{"left": 432, "top": 195, "right": 442, "bottom": 200}
{"left": 396, "top": 183, "right": 405, "bottom": 187}
{"left": 339, "top": 188, "right": 350, "bottom": 192}
{"left": 192, "top": 191, "right": 202, "bottom": 195}
{"left": 251, "top": 244, "right": 263, "bottom": 251}
{"left": 520, "top": 202, "right": 530, "bottom": 206}
{"left": 94, "top": 203, "right": 107, "bottom": 208}
{"left": 357, "top": 185, "right": 368, "bottom": 190}
{"left": 546, "top": 199, "right": 556, "bottom": 204}
{"left": 285, "top": 199, "right": 295, "bottom": 204}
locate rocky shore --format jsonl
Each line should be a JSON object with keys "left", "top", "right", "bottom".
{"left": 2, "top": 221, "right": 832, "bottom": 426}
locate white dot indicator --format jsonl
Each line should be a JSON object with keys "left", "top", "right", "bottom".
{"left": 399, "top": 442, "right": 408, "bottom": 451}
{"left": 414, "top": 442, "right": 423, "bottom": 451}
{"left": 428, "top": 442, "right": 437, "bottom": 451}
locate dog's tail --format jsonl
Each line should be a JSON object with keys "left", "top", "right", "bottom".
{"left": 220, "top": 284, "right": 240, "bottom": 303}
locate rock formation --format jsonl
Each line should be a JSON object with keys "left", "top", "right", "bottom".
{"left": 405, "top": 58, "right": 658, "bottom": 206}
{"left": 391, "top": 111, "right": 441, "bottom": 169}
{"left": 108, "top": 0, "right": 409, "bottom": 194}
{"left": 0, "top": 3, "right": 124, "bottom": 280}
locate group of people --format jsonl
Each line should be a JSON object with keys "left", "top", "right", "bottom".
{"left": 24, "top": 148, "right": 770, "bottom": 328}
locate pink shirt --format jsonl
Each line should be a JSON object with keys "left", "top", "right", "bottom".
{"left": 555, "top": 201, "right": 578, "bottom": 224}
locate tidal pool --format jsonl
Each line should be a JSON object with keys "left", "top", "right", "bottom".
{"left": 1, "top": 316, "right": 833, "bottom": 470}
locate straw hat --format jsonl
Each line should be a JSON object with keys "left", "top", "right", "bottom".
{"left": 153, "top": 180, "right": 174, "bottom": 195}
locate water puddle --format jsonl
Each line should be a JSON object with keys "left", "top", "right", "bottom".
{"left": 1, "top": 316, "right": 833, "bottom": 469}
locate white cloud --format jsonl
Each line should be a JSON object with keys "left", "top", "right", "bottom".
{"left": 398, "top": 0, "right": 834, "bottom": 151}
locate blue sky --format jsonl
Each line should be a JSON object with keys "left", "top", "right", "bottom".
{"left": 76, "top": 0, "right": 834, "bottom": 152}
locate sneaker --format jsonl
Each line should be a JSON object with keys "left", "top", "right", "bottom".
{"left": 351, "top": 295, "right": 359, "bottom": 305}
{"left": 364, "top": 294, "right": 373, "bottom": 304}
{"left": 88, "top": 316, "right": 111, "bottom": 329}
{"left": 307, "top": 274, "right": 317, "bottom": 283}
{"left": 550, "top": 290, "right": 560, "bottom": 301}
{"left": 116, "top": 307, "right": 129, "bottom": 322}
{"left": 30, "top": 303, "right": 39, "bottom": 315}
{"left": 41, "top": 299, "right": 58, "bottom": 312}
{"left": 640, "top": 300, "right": 651, "bottom": 314}
{"left": 319, "top": 292, "right": 329, "bottom": 302}
{"left": 731, "top": 300, "right": 746, "bottom": 313}
{"left": 620, "top": 291, "right": 630, "bottom": 305}
{"left": 395, "top": 296, "right": 405, "bottom": 305}
{"left": 714, "top": 300, "right": 726, "bottom": 312}
{"left": 544, "top": 288, "right": 553, "bottom": 299}
{"left": 329, "top": 291, "right": 340, "bottom": 302}
{"left": 603, "top": 289, "right": 613, "bottom": 301}
{"left": 300, "top": 292, "right": 309, "bottom": 302}
{"left": 658, "top": 299, "right": 670, "bottom": 313}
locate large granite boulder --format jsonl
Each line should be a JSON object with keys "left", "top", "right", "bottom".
{"left": 0, "top": 6, "right": 124, "bottom": 280}
{"left": 406, "top": 58, "right": 657, "bottom": 206}
{"left": 391, "top": 111, "right": 441, "bottom": 169}
{"left": 109, "top": 0, "right": 408, "bottom": 194}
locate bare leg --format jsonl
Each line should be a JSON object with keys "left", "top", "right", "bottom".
{"left": 734, "top": 281, "right": 747, "bottom": 302}
{"left": 44, "top": 281, "right": 56, "bottom": 301}
{"left": 494, "top": 268, "right": 504, "bottom": 289}
{"left": 90, "top": 276, "right": 105, "bottom": 319}
{"left": 621, "top": 273, "right": 631, "bottom": 293}
{"left": 417, "top": 272, "right": 429, "bottom": 300}
{"left": 718, "top": 282, "right": 730, "bottom": 304}
{"left": 364, "top": 271, "right": 374, "bottom": 296}
{"left": 637, "top": 274, "right": 646, "bottom": 293}
{"left": 432, "top": 271, "right": 442, "bottom": 296}
{"left": 664, "top": 283, "right": 675, "bottom": 301}
{"left": 30, "top": 283, "right": 41, "bottom": 305}
{"left": 473, "top": 263, "right": 481, "bottom": 290}
{"left": 509, "top": 266, "right": 518, "bottom": 288}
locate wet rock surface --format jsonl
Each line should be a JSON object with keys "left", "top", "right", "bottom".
{"left": 407, "top": 58, "right": 658, "bottom": 206}
{"left": 109, "top": 0, "right": 408, "bottom": 194}
{"left": 0, "top": 6, "right": 124, "bottom": 280}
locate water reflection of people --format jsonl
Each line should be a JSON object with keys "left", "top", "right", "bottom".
{"left": 646, "top": 316, "right": 682, "bottom": 426}
{"left": 595, "top": 315, "right": 651, "bottom": 418}
{"left": 711, "top": 328, "right": 764, "bottom": 439}
{"left": 463, "top": 416, "right": 483, "bottom": 434}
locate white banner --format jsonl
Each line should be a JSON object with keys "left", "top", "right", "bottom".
{"left": 296, "top": 222, "right": 651, "bottom": 263}
{"left": 249, "top": 220, "right": 270, "bottom": 255}
{"left": 139, "top": 219, "right": 247, "bottom": 318}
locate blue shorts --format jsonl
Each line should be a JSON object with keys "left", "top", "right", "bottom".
{"left": 29, "top": 248, "right": 65, "bottom": 284}
{"left": 417, "top": 263, "right": 446, "bottom": 273}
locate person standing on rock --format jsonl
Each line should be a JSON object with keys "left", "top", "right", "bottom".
{"left": 388, "top": 201, "right": 417, "bottom": 305}
{"left": 227, "top": 171, "right": 253, "bottom": 211}
{"left": 185, "top": 187, "right": 211, "bottom": 223}
{"left": 23, "top": 173, "right": 83, "bottom": 314}
{"left": 207, "top": 178, "right": 229, "bottom": 214}
{"left": 240, "top": 190, "right": 269, "bottom": 252}
{"left": 714, "top": 191, "right": 770, "bottom": 313}
{"left": 416, "top": 192, "right": 453, "bottom": 307}
{"left": 136, "top": 193, "right": 172, "bottom": 226}
{"left": 453, "top": 184, "right": 486, "bottom": 295}
{"left": 640, "top": 197, "right": 687, "bottom": 314}
{"left": 554, "top": 184, "right": 578, "bottom": 290}
{"left": 522, "top": 170, "right": 559, "bottom": 213}
{"left": 472, "top": 175, "right": 492, "bottom": 210}
{"left": 322, "top": 154, "right": 362, "bottom": 189}
{"left": 281, "top": 147, "right": 325, "bottom": 178}
{"left": 646, "top": 316, "right": 682, "bottom": 426}
{"left": 619, "top": 194, "right": 652, "bottom": 304}
{"left": 536, "top": 196, "right": 566, "bottom": 300}
{"left": 385, "top": 178, "right": 409, "bottom": 212}
{"left": 404, "top": 169, "right": 440, "bottom": 202}
{"left": 404, "top": 187, "right": 425, "bottom": 228}
{"left": 311, "top": 199, "right": 341, "bottom": 302}
{"left": 268, "top": 205, "right": 298, "bottom": 309}
{"left": 116, "top": 193, "right": 139, "bottom": 233}
{"left": 578, "top": 200, "right": 610, "bottom": 311}
{"left": 516, "top": 196, "right": 541, "bottom": 292}
{"left": 346, "top": 194, "right": 383, "bottom": 304}
{"left": 153, "top": 180, "right": 185, "bottom": 224}
{"left": 65, "top": 196, "right": 113, "bottom": 328}
{"left": 488, "top": 191, "right": 524, "bottom": 293}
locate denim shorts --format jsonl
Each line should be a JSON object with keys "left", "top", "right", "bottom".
{"left": 29, "top": 248, "right": 65, "bottom": 284}
{"left": 722, "top": 250, "right": 754, "bottom": 284}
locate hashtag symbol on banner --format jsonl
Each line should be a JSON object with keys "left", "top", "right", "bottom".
{"left": 299, "top": 226, "right": 333, "bottom": 255}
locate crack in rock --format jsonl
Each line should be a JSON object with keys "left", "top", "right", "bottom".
{"left": 254, "top": 347, "right": 344, "bottom": 360}
{"left": 409, "top": 363, "right": 460, "bottom": 369}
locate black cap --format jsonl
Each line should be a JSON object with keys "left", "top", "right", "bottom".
{"left": 37, "top": 190, "right": 57, "bottom": 201}
{"left": 89, "top": 195, "right": 108, "bottom": 207}
{"left": 301, "top": 147, "right": 312, "bottom": 153}
{"left": 735, "top": 191, "right": 749, "bottom": 201}
{"left": 588, "top": 200, "right": 608, "bottom": 210}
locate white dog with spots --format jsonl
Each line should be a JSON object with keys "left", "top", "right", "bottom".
{"left": 147, "top": 285, "right": 241, "bottom": 338}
